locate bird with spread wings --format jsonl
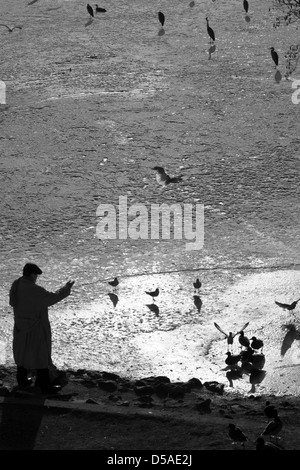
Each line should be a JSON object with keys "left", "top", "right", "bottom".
{"left": 214, "top": 322, "right": 249, "bottom": 352}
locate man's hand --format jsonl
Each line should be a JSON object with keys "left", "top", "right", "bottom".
{"left": 65, "top": 280, "right": 75, "bottom": 291}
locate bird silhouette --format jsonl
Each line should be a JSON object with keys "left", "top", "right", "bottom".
{"left": 193, "top": 295, "right": 202, "bottom": 313}
{"left": 228, "top": 423, "right": 247, "bottom": 448}
{"left": 238, "top": 330, "right": 250, "bottom": 349}
{"left": 250, "top": 336, "right": 264, "bottom": 352}
{"left": 243, "top": 0, "right": 249, "bottom": 14}
{"left": 0, "top": 24, "right": 22, "bottom": 32}
{"left": 206, "top": 17, "right": 215, "bottom": 44}
{"left": 226, "top": 368, "right": 243, "bottom": 387}
{"left": 275, "top": 298, "right": 300, "bottom": 312}
{"left": 95, "top": 4, "right": 106, "bottom": 12}
{"left": 256, "top": 437, "right": 284, "bottom": 451}
{"left": 189, "top": 1, "right": 195, "bottom": 7}
{"left": 195, "top": 398, "right": 211, "bottom": 414}
{"left": 193, "top": 278, "right": 201, "bottom": 291}
{"left": 261, "top": 411, "right": 283, "bottom": 442}
{"left": 152, "top": 167, "right": 183, "bottom": 186}
{"left": 158, "top": 11, "right": 165, "bottom": 27}
{"left": 249, "top": 353, "right": 265, "bottom": 370}
{"left": 240, "top": 347, "right": 254, "bottom": 362}
{"left": 225, "top": 351, "right": 241, "bottom": 367}
{"left": 145, "top": 288, "right": 159, "bottom": 301}
{"left": 146, "top": 303, "right": 160, "bottom": 316}
{"left": 108, "top": 277, "right": 119, "bottom": 289}
{"left": 249, "top": 368, "right": 266, "bottom": 393}
{"left": 240, "top": 360, "right": 253, "bottom": 375}
{"left": 107, "top": 293, "right": 118, "bottom": 308}
{"left": 214, "top": 322, "right": 249, "bottom": 351}
{"left": 264, "top": 401, "right": 278, "bottom": 420}
{"left": 270, "top": 47, "right": 279, "bottom": 67}
{"left": 87, "top": 4, "right": 94, "bottom": 17}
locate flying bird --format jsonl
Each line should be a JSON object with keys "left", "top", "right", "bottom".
{"left": 256, "top": 437, "right": 284, "bottom": 451}
{"left": 228, "top": 423, "right": 247, "bottom": 448}
{"left": 275, "top": 298, "right": 300, "bottom": 312}
{"left": 270, "top": 47, "right": 279, "bottom": 67}
{"left": 95, "top": 4, "right": 107, "bottom": 12}
{"left": 206, "top": 17, "right": 215, "bottom": 44}
{"left": 193, "top": 295, "right": 202, "bottom": 313}
{"left": 0, "top": 24, "right": 22, "bottom": 32}
{"left": 145, "top": 287, "right": 159, "bottom": 301}
{"left": 152, "top": 167, "right": 183, "bottom": 186}
{"left": 193, "top": 278, "right": 201, "bottom": 291}
{"left": 87, "top": 4, "right": 94, "bottom": 17}
{"left": 250, "top": 336, "right": 264, "bottom": 352}
{"left": 214, "top": 322, "right": 249, "bottom": 351}
{"left": 243, "top": 0, "right": 249, "bottom": 14}
{"left": 158, "top": 11, "right": 165, "bottom": 27}
{"left": 108, "top": 277, "right": 119, "bottom": 289}
{"left": 107, "top": 293, "right": 118, "bottom": 308}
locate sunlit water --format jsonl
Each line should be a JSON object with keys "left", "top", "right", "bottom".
{"left": 0, "top": 0, "right": 300, "bottom": 395}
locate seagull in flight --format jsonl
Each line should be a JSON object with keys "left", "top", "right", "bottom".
{"left": 0, "top": 24, "right": 23, "bottom": 32}
{"left": 152, "top": 167, "right": 183, "bottom": 186}
{"left": 214, "top": 322, "right": 249, "bottom": 351}
{"left": 275, "top": 298, "right": 300, "bottom": 312}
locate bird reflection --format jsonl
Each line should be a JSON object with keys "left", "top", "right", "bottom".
{"left": 281, "top": 323, "right": 300, "bottom": 357}
{"left": 208, "top": 44, "right": 216, "bottom": 60}
{"left": 275, "top": 70, "right": 282, "bottom": 83}
{"left": 85, "top": 18, "right": 94, "bottom": 27}
{"left": 193, "top": 295, "right": 202, "bottom": 313}
{"left": 226, "top": 367, "right": 243, "bottom": 387}
{"left": 158, "top": 28, "right": 165, "bottom": 36}
{"left": 249, "top": 367, "right": 266, "bottom": 393}
{"left": 146, "top": 303, "right": 160, "bottom": 316}
{"left": 107, "top": 293, "right": 119, "bottom": 308}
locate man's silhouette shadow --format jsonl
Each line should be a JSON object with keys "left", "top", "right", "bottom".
{"left": 0, "top": 393, "right": 45, "bottom": 449}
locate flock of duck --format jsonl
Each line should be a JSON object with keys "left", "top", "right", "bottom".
{"left": 213, "top": 295, "right": 300, "bottom": 394}
{"left": 106, "top": 276, "right": 203, "bottom": 315}
{"left": 106, "top": 274, "right": 298, "bottom": 450}
{"left": 228, "top": 400, "right": 284, "bottom": 450}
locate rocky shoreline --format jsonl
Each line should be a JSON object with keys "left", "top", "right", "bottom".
{"left": 0, "top": 365, "right": 299, "bottom": 450}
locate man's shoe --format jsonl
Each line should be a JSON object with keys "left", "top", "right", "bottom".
{"left": 17, "top": 378, "right": 33, "bottom": 388}
{"left": 41, "top": 384, "right": 62, "bottom": 395}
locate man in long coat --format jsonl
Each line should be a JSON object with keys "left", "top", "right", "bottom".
{"left": 9, "top": 263, "right": 75, "bottom": 393}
